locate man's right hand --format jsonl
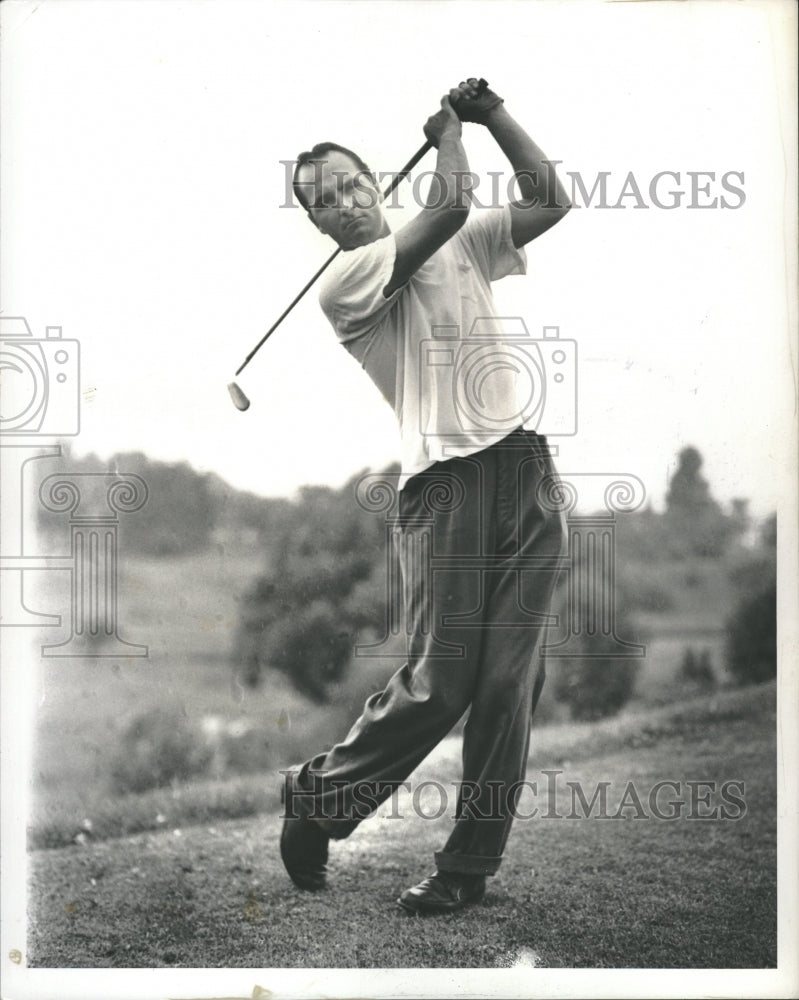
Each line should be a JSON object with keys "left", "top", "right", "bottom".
{"left": 423, "top": 96, "right": 462, "bottom": 149}
{"left": 450, "top": 78, "right": 504, "bottom": 125}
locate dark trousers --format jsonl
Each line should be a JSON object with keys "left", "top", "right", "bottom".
{"left": 289, "top": 429, "right": 566, "bottom": 875}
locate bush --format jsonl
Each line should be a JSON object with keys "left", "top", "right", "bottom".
{"left": 109, "top": 708, "right": 213, "bottom": 795}
{"left": 216, "top": 723, "right": 274, "bottom": 775}
{"left": 619, "top": 575, "right": 676, "bottom": 614}
{"left": 548, "top": 558, "right": 642, "bottom": 721}
{"left": 264, "top": 601, "right": 355, "bottom": 703}
{"left": 680, "top": 647, "right": 716, "bottom": 689}
{"left": 548, "top": 585, "right": 641, "bottom": 721}
{"left": 551, "top": 651, "right": 640, "bottom": 722}
{"left": 726, "top": 581, "right": 776, "bottom": 685}
{"left": 233, "top": 470, "right": 391, "bottom": 700}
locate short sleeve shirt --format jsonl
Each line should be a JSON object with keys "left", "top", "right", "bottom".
{"left": 319, "top": 205, "right": 527, "bottom": 489}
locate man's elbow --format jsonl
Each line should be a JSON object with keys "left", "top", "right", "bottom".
{"left": 552, "top": 199, "right": 572, "bottom": 223}
{"left": 450, "top": 199, "right": 471, "bottom": 225}
{"left": 541, "top": 195, "right": 571, "bottom": 229}
{"left": 516, "top": 191, "right": 571, "bottom": 218}
{"left": 510, "top": 198, "right": 571, "bottom": 248}
{"left": 548, "top": 180, "right": 572, "bottom": 217}
{"left": 439, "top": 199, "right": 471, "bottom": 236}
{"left": 422, "top": 200, "right": 470, "bottom": 243}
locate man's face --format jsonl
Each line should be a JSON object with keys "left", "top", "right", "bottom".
{"left": 297, "top": 150, "right": 388, "bottom": 250}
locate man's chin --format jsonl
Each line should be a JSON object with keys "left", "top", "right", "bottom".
{"left": 343, "top": 231, "right": 378, "bottom": 250}
{"left": 339, "top": 215, "right": 390, "bottom": 250}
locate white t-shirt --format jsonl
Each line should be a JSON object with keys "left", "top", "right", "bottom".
{"left": 319, "top": 205, "right": 528, "bottom": 489}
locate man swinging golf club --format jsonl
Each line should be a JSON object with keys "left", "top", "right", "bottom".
{"left": 280, "top": 78, "right": 571, "bottom": 914}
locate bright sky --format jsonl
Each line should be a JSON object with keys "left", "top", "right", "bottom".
{"left": 2, "top": 0, "right": 796, "bottom": 517}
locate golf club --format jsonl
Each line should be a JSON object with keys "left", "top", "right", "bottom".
{"left": 228, "top": 79, "right": 489, "bottom": 411}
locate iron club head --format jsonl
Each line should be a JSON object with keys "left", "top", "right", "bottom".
{"left": 227, "top": 381, "right": 250, "bottom": 411}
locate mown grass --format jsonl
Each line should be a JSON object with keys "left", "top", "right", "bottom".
{"left": 28, "top": 682, "right": 776, "bottom": 969}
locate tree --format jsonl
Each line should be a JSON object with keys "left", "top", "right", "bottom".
{"left": 725, "top": 510, "right": 776, "bottom": 687}
{"left": 36, "top": 447, "right": 216, "bottom": 555}
{"left": 666, "top": 446, "right": 718, "bottom": 515}
{"left": 759, "top": 512, "right": 777, "bottom": 550}
{"left": 726, "top": 580, "right": 776, "bottom": 686}
{"left": 729, "top": 498, "right": 751, "bottom": 540}
{"left": 664, "top": 446, "right": 732, "bottom": 557}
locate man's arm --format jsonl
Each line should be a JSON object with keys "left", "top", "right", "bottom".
{"left": 383, "top": 94, "right": 472, "bottom": 297}
{"left": 455, "top": 79, "right": 571, "bottom": 248}
{"left": 488, "top": 104, "right": 571, "bottom": 248}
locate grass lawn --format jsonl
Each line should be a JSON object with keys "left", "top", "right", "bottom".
{"left": 27, "top": 683, "right": 776, "bottom": 969}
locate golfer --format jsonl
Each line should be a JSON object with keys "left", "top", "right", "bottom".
{"left": 281, "top": 79, "right": 571, "bottom": 914}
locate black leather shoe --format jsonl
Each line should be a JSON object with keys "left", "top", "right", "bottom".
{"left": 280, "top": 816, "right": 330, "bottom": 891}
{"left": 397, "top": 871, "right": 486, "bottom": 915}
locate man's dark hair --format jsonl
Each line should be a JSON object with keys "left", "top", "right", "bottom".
{"left": 292, "top": 142, "right": 375, "bottom": 212}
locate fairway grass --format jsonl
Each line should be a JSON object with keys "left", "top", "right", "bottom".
{"left": 27, "top": 682, "right": 776, "bottom": 969}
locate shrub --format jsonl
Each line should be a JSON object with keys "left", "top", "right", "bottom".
{"left": 263, "top": 601, "right": 354, "bottom": 703}
{"left": 551, "top": 650, "right": 640, "bottom": 722}
{"left": 726, "top": 581, "right": 776, "bottom": 685}
{"left": 548, "top": 558, "right": 642, "bottom": 721}
{"left": 548, "top": 586, "right": 641, "bottom": 721}
{"left": 233, "top": 470, "right": 391, "bottom": 700}
{"left": 680, "top": 646, "right": 716, "bottom": 689}
{"left": 620, "top": 576, "right": 676, "bottom": 614}
{"left": 109, "top": 708, "right": 213, "bottom": 795}
{"left": 217, "top": 724, "right": 274, "bottom": 775}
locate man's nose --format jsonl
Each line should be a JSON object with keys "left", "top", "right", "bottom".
{"left": 342, "top": 188, "right": 371, "bottom": 211}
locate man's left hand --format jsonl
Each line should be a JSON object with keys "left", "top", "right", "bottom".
{"left": 450, "top": 78, "right": 504, "bottom": 125}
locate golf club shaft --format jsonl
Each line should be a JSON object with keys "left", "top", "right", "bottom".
{"left": 234, "top": 139, "right": 434, "bottom": 376}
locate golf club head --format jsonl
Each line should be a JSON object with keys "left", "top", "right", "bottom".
{"left": 227, "top": 382, "right": 250, "bottom": 411}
